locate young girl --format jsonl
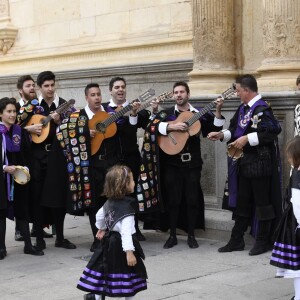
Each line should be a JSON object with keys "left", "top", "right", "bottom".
{"left": 270, "top": 136, "right": 300, "bottom": 300}
{"left": 0, "top": 97, "right": 43, "bottom": 260}
{"left": 77, "top": 165, "right": 147, "bottom": 300}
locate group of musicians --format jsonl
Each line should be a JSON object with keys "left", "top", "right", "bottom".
{"left": 0, "top": 71, "right": 282, "bottom": 260}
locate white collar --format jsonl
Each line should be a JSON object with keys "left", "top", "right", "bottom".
{"left": 247, "top": 94, "right": 262, "bottom": 107}
{"left": 175, "top": 103, "right": 198, "bottom": 113}
{"left": 84, "top": 104, "right": 104, "bottom": 120}
{"left": 18, "top": 98, "right": 26, "bottom": 107}
{"left": 108, "top": 98, "right": 129, "bottom": 107}
{"left": 38, "top": 93, "right": 60, "bottom": 107}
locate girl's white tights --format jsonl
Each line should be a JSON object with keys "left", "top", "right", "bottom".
{"left": 94, "top": 296, "right": 134, "bottom": 300}
{"left": 294, "top": 277, "right": 300, "bottom": 300}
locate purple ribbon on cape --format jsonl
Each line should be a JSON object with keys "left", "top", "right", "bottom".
{"left": 228, "top": 100, "right": 268, "bottom": 208}
{"left": 0, "top": 124, "right": 22, "bottom": 202}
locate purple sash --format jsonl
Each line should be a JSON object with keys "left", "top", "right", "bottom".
{"left": 227, "top": 100, "right": 268, "bottom": 208}
{"left": 233, "top": 99, "right": 267, "bottom": 139}
{"left": 0, "top": 124, "right": 22, "bottom": 203}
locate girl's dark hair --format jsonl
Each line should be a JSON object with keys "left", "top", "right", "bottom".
{"left": 103, "top": 165, "right": 132, "bottom": 199}
{"left": 0, "top": 97, "right": 17, "bottom": 114}
{"left": 286, "top": 136, "right": 300, "bottom": 168}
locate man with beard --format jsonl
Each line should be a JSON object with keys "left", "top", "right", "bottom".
{"left": 158, "top": 81, "right": 224, "bottom": 249}
{"left": 14, "top": 75, "right": 53, "bottom": 241}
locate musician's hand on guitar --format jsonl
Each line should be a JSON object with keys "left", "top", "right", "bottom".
{"left": 207, "top": 131, "right": 223, "bottom": 141}
{"left": 25, "top": 124, "right": 43, "bottom": 135}
{"left": 50, "top": 112, "right": 61, "bottom": 124}
{"left": 214, "top": 97, "right": 224, "bottom": 118}
{"left": 130, "top": 101, "right": 141, "bottom": 117}
{"left": 230, "top": 135, "right": 248, "bottom": 149}
{"left": 90, "top": 129, "right": 96, "bottom": 138}
{"left": 167, "top": 122, "right": 188, "bottom": 132}
{"left": 4, "top": 165, "right": 16, "bottom": 175}
{"left": 151, "top": 99, "right": 159, "bottom": 114}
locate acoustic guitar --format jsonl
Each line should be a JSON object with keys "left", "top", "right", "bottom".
{"left": 158, "top": 85, "right": 236, "bottom": 155}
{"left": 29, "top": 99, "right": 75, "bottom": 144}
{"left": 89, "top": 89, "right": 156, "bottom": 156}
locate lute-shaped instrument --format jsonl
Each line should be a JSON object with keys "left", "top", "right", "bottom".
{"left": 29, "top": 99, "right": 75, "bottom": 144}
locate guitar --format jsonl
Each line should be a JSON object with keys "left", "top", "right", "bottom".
{"left": 28, "top": 99, "right": 76, "bottom": 144}
{"left": 158, "top": 85, "right": 236, "bottom": 155}
{"left": 89, "top": 89, "right": 156, "bottom": 156}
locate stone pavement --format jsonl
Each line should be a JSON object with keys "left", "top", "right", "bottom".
{"left": 0, "top": 213, "right": 294, "bottom": 300}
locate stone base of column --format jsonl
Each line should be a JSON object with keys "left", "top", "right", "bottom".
{"left": 188, "top": 69, "right": 238, "bottom": 95}
{"left": 257, "top": 64, "right": 300, "bottom": 92}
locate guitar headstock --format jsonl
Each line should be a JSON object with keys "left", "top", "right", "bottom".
{"left": 155, "top": 91, "right": 173, "bottom": 103}
{"left": 221, "top": 83, "right": 236, "bottom": 100}
{"left": 136, "top": 88, "right": 156, "bottom": 103}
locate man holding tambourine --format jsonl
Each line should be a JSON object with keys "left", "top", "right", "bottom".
{"left": 208, "top": 74, "right": 282, "bottom": 256}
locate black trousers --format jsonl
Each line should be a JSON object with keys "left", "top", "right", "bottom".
{"left": 236, "top": 175, "right": 274, "bottom": 220}
{"left": 163, "top": 164, "right": 203, "bottom": 236}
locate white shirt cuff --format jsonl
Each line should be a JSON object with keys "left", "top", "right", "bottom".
{"left": 129, "top": 115, "right": 138, "bottom": 125}
{"left": 158, "top": 122, "right": 168, "bottom": 135}
{"left": 247, "top": 132, "right": 259, "bottom": 146}
{"left": 291, "top": 189, "right": 300, "bottom": 225}
{"left": 222, "top": 130, "right": 231, "bottom": 143}
{"left": 214, "top": 117, "right": 225, "bottom": 127}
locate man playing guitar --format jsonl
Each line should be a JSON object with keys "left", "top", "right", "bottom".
{"left": 158, "top": 81, "right": 224, "bottom": 249}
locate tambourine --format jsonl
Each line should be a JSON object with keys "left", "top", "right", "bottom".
{"left": 13, "top": 166, "right": 31, "bottom": 185}
{"left": 227, "top": 144, "right": 243, "bottom": 160}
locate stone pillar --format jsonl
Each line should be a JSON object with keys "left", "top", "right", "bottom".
{"left": 188, "top": 0, "right": 238, "bottom": 94}
{"left": 257, "top": 0, "right": 300, "bottom": 91}
{"left": 0, "top": 0, "right": 18, "bottom": 55}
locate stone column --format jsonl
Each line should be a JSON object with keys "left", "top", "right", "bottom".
{"left": 188, "top": 0, "right": 238, "bottom": 94}
{"left": 0, "top": 0, "right": 18, "bottom": 55}
{"left": 257, "top": 0, "right": 300, "bottom": 91}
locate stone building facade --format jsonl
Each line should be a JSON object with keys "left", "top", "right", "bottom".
{"left": 0, "top": 0, "right": 299, "bottom": 217}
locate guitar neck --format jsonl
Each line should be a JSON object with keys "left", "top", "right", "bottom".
{"left": 42, "top": 100, "right": 75, "bottom": 126}
{"left": 186, "top": 101, "right": 216, "bottom": 127}
{"left": 185, "top": 87, "right": 235, "bottom": 127}
{"left": 102, "top": 103, "right": 134, "bottom": 127}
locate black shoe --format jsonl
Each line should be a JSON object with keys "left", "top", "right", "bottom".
{"left": 34, "top": 240, "right": 46, "bottom": 251}
{"left": 291, "top": 297, "right": 295, "bottom": 300}
{"left": 15, "top": 230, "right": 24, "bottom": 242}
{"left": 163, "top": 236, "right": 178, "bottom": 249}
{"left": 31, "top": 228, "right": 53, "bottom": 238}
{"left": 187, "top": 236, "right": 199, "bottom": 249}
{"left": 249, "top": 242, "right": 271, "bottom": 256}
{"left": 90, "top": 240, "right": 99, "bottom": 252}
{"left": 83, "top": 293, "right": 96, "bottom": 300}
{"left": 55, "top": 239, "right": 76, "bottom": 249}
{"left": 218, "top": 239, "right": 245, "bottom": 253}
{"left": 0, "top": 249, "right": 7, "bottom": 260}
{"left": 136, "top": 230, "right": 146, "bottom": 241}
{"left": 24, "top": 245, "right": 44, "bottom": 256}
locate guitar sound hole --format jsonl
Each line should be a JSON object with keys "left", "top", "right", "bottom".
{"left": 96, "top": 123, "right": 106, "bottom": 133}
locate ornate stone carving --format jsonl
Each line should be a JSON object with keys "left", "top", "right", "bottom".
{"left": 0, "top": 0, "right": 18, "bottom": 55}
{"left": 262, "top": 0, "right": 300, "bottom": 59}
{"left": 0, "top": 0, "right": 9, "bottom": 16}
{"left": 192, "top": 0, "right": 235, "bottom": 69}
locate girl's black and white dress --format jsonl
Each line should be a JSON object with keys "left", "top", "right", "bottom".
{"left": 270, "top": 168, "right": 300, "bottom": 278}
{"left": 77, "top": 196, "right": 147, "bottom": 297}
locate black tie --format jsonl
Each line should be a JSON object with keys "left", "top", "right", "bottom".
{"left": 244, "top": 105, "right": 250, "bottom": 114}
